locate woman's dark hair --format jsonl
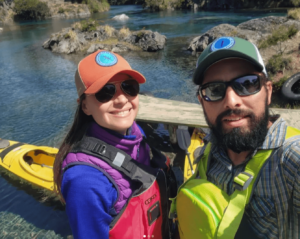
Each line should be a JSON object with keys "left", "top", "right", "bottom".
{"left": 53, "top": 94, "right": 93, "bottom": 202}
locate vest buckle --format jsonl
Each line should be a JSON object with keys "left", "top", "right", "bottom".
{"left": 233, "top": 172, "right": 253, "bottom": 191}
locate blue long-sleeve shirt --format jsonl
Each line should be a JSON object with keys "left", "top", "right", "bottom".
{"left": 62, "top": 165, "right": 117, "bottom": 239}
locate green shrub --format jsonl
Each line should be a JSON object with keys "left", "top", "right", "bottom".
{"left": 266, "top": 55, "right": 291, "bottom": 75}
{"left": 288, "top": 8, "right": 300, "bottom": 20}
{"left": 58, "top": 7, "right": 65, "bottom": 14}
{"left": 272, "top": 76, "right": 288, "bottom": 92}
{"left": 82, "top": 0, "right": 109, "bottom": 13}
{"left": 80, "top": 18, "right": 97, "bottom": 32}
{"left": 145, "top": 0, "right": 184, "bottom": 10}
{"left": 292, "top": 0, "right": 300, "bottom": 7}
{"left": 259, "top": 25, "right": 298, "bottom": 49}
{"left": 14, "top": 0, "right": 50, "bottom": 20}
{"left": 0, "top": 0, "right": 4, "bottom": 5}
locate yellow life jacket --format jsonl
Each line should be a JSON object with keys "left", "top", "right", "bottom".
{"left": 170, "top": 126, "right": 300, "bottom": 239}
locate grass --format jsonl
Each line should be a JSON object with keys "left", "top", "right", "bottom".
{"left": 64, "top": 29, "right": 77, "bottom": 40}
{"left": 119, "top": 27, "right": 130, "bottom": 38}
{"left": 258, "top": 25, "right": 298, "bottom": 49}
{"left": 58, "top": 7, "right": 65, "bottom": 14}
{"left": 80, "top": 18, "right": 97, "bottom": 32}
{"left": 145, "top": 0, "right": 184, "bottom": 10}
{"left": 266, "top": 55, "right": 291, "bottom": 75}
{"left": 288, "top": 8, "right": 300, "bottom": 20}
{"left": 272, "top": 76, "right": 288, "bottom": 92}
{"left": 82, "top": 0, "right": 109, "bottom": 13}
{"left": 104, "top": 25, "right": 115, "bottom": 37}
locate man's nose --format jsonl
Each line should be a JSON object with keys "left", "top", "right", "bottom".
{"left": 223, "top": 86, "right": 242, "bottom": 109}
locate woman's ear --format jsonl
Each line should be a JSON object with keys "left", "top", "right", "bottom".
{"left": 81, "top": 98, "right": 91, "bottom": 116}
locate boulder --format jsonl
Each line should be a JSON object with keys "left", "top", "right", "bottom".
{"left": 112, "top": 14, "right": 129, "bottom": 21}
{"left": 43, "top": 28, "right": 86, "bottom": 54}
{"left": 129, "top": 31, "right": 166, "bottom": 52}
{"left": 86, "top": 43, "right": 105, "bottom": 54}
{"left": 188, "top": 24, "right": 236, "bottom": 52}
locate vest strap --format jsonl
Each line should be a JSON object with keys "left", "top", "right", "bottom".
{"left": 70, "top": 135, "right": 157, "bottom": 185}
{"left": 217, "top": 149, "right": 273, "bottom": 238}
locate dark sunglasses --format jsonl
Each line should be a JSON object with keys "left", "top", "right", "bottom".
{"left": 93, "top": 79, "right": 139, "bottom": 103}
{"left": 199, "top": 75, "right": 262, "bottom": 102}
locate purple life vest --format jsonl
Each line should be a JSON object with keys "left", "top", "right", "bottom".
{"left": 62, "top": 121, "right": 150, "bottom": 213}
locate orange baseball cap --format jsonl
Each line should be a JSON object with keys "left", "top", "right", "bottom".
{"left": 75, "top": 50, "right": 146, "bottom": 97}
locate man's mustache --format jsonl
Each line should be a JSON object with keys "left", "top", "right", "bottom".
{"left": 216, "top": 108, "right": 254, "bottom": 124}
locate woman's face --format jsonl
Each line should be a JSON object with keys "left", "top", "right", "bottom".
{"left": 81, "top": 74, "right": 139, "bottom": 135}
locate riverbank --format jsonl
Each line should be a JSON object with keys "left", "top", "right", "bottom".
{"left": 187, "top": 15, "right": 300, "bottom": 102}
{"left": 0, "top": 0, "right": 109, "bottom": 25}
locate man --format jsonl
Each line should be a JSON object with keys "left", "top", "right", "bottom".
{"left": 171, "top": 37, "right": 300, "bottom": 239}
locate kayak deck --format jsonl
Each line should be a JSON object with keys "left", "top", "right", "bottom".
{"left": 0, "top": 139, "right": 57, "bottom": 191}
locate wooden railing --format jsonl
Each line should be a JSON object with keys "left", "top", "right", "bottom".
{"left": 137, "top": 95, "right": 300, "bottom": 128}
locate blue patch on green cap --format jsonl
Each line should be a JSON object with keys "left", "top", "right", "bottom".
{"left": 211, "top": 37, "right": 235, "bottom": 52}
{"left": 96, "top": 51, "right": 118, "bottom": 67}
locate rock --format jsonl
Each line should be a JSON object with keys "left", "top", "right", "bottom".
{"left": 135, "top": 31, "right": 167, "bottom": 52}
{"left": 188, "top": 16, "right": 300, "bottom": 52}
{"left": 0, "top": 28, "right": 3, "bottom": 32}
{"left": 111, "top": 44, "right": 130, "bottom": 53}
{"left": 86, "top": 43, "right": 105, "bottom": 54}
{"left": 112, "top": 14, "right": 129, "bottom": 21}
{"left": 188, "top": 24, "right": 236, "bottom": 52}
{"left": 43, "top": 28, "right": 86, "bottom": 54}
{"left": 43, "top": 24, "right": 166, "bottom": 54}
{"left": 237, "top": 16, "right": 288, "bottom": 33}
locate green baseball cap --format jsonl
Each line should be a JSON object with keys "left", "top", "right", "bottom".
{"left": 193, "top": 36, "right": 267, "bottom": 85}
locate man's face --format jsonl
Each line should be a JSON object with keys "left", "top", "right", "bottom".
{"left": 198, "top": 58, "right": 272, "bottom": 153}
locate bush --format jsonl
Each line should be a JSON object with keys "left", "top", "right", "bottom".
{"left": 288, "top": 8, "right": 300, "bottom": 20}
{"left": 14, "top": 0, "right": 50, "bottom": 20}
{"left": 259, "top": 25, "right": 298, "bottom": 49}
{"left": 266, "top": 55, "right": 291, "bottom": 75}
{"left": 292, "top": 0, "right": 300, "bottom": 7}
{"left": 119, "top": 27, "right": 130, "bottom": 38}
{"left": 80, "top": 18, "right": 97, "bottom": 32}
{"left": 145, "top": 0, "right": 184, "bottom": 10}
{"left": 104, "top": 25, "right": 114, "bottom": 37}
{"left": 82, "top": 0, "right": 109, "bottom": 13}
{"left": 272, "top": 76, "right": 288, "bottom": 92}
{"left": 58, "top": 7, "right": 65, "bottom": 14}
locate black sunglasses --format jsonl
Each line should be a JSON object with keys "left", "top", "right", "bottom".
{"left": 199, "top": 74, "right": 262, "bottom": 102}
{"left": 94, "top": 79, "right": 140, "bottom": 103}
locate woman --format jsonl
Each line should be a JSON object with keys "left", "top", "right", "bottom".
{"left": 53, "top": 50, "right": 171, "bottom": 239}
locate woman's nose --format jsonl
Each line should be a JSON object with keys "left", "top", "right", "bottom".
{"left": 113, "top": 86, "right": 128, "bottom": 104}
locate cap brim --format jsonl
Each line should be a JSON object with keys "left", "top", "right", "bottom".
{"left": 85, "top": 69, "right": 146, "bottom": 94}
{"left": 193, "top": 49, "right": 264, "bottom": 85}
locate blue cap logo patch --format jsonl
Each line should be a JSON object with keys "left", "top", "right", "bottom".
{"left": 211, "top": 37, "right": 235, "bottom": 52}
{"left": 96, "top": 51, "right": 118, "bottom": 67}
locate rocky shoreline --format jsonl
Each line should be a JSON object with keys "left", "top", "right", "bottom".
{"left": 187, "top": 15, "right": 300, "bottom": 87}
{"left": 42, "top": 14, "right": 300, "bottom": 88}
{"left": 42, "top": 20, "right": 166, "bottom": 54}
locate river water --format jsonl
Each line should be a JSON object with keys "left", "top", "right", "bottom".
{"left": 0, "top": 5, "right": 287, "bottom": 237}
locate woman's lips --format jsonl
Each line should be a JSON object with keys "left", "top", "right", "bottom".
{"left": 110, "top": 109, "right": 131, "bottom": 117}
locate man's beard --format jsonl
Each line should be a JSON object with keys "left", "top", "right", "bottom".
{"left": 204, "top": 100, "right": 269, "bottom": 154}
